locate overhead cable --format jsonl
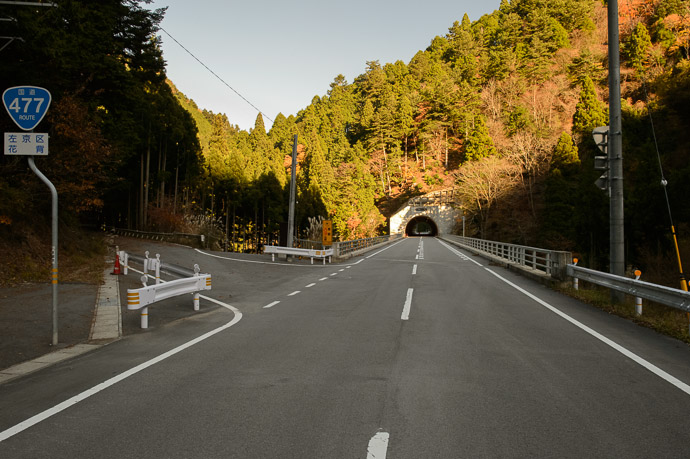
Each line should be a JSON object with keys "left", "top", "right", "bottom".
{"left": 159, "top": 26, "right": 273, "bottom": 124}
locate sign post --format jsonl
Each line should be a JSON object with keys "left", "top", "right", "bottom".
{"left": 3, "top": 85, "right": 58, "bottom": 345}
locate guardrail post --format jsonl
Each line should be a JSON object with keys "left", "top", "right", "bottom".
{"left": 122, "top": 250, "right": 129, "bottom": 275}
{"left": 140, "top": 274, "right": 149, "bottom": 329}
{"left": 155, "top": 254, "right": 161, "bottom": 285}
{"left": 635, "top": 269, "right": 643, "bottom": 316}
{"left": 193, "top": 264, "right": 201, "bottom": 311}
{"left": 144, "top": 250, "right": 150, "bottom": 275}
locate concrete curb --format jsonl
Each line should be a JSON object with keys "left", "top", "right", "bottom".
{"left": 89, "top": 266, "right": 122, "bottom": 341}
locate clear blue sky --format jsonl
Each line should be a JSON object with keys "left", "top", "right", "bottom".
{"left": 147, "top": 0, "right": 502, "bottom": 131}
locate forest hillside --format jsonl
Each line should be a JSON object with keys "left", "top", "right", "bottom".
{"left": 1, "top": 0, "right": 689, "bottom": 286}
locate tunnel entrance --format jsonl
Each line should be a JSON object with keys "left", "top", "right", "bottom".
{"left": 405, "top": 216, "right": 439, "bottom": 237}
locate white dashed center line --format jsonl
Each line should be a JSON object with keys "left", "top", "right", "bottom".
{"left": 367, "top": 431, "right": 390, "bottom": 458}
{"left": 401, "top": 288, "right": 414, "bottom": 321}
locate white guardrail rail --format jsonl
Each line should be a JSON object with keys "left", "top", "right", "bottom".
{"left": 121, "top": 251, "right": 212, "bottom": 329}
{"left": 442, "top": 235, "right": 571, "bottom": 280}
{"left": 567, "top": 264, "right": 690, "bottom": 312}
{"left": 263, "top": 245, "right": 333, "bottom": 264}
{"left": 333, "top": 235, "right": 400, "bottom": 258}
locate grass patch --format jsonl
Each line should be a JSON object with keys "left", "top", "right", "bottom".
{"left": 556, "top": 282, "right": 690, "bottom": 344}
{"left": 0, "top": 224, "right": 107, "bottom": 286}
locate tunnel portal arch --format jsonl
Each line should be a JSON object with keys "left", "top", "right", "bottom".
{"left": 404, "top": 215, "right": 439, "bottom": 237}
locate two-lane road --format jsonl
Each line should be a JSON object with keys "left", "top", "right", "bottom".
{"left": 2, "top": 237, "right": 690, "bottom": 458}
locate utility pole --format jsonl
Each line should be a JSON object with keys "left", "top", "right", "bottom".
{"left": 608, "top": 0, "right": 625, "bottom": 296}
{"left": 287, "top": 135, "right": 298, "bottom": 255}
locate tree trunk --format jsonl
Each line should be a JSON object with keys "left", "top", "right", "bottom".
{"left": 404, "top": 135, "right": 408, "bottom": 182}
{"left": 173, "top": 166, "right": 179, "bottom": 215}
{"left": 445, "top": 128, "right": 448, "bottom": 168}
{"left": 144, "top": 128, "right": 151, "bottom": 228}
{"left": 254, "top": 205, "right": 259, "bottom": 254}
{"left": 156, "top": 137, "right": 162, "bottom": 208}
{"left": 159, "top": 141, "right": 167, "bottom": 209}
{"left": 225, "top": 193, "right": 230, "bottom": 251}
{"left": 139, "top": 152, "right": 144, "bottom": 229}
{"left": 232, "top": 205, "right": 236, "bottom": 252}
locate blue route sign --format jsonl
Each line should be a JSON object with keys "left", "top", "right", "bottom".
{"left": 3, "top": 86, "right": 52, "bottom": 131}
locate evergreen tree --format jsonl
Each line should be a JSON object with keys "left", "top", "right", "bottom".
{"left": 626, "top": 22, "right": 653, "bottom": 72}
{"left": 464, "top": 115, "right": 497, "bottom": 161}
{"left": 572, "top": 76, "right": 608, "bottom": 136}
{"left": 551, "top": 132, "right": 580, "bottom": 171}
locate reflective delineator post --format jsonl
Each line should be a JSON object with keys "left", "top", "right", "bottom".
{"left": 572, "top": 258, "right": 579, "bottom": 290}
{"left": 634, "top": 269, "right": 643, "bottom": 316}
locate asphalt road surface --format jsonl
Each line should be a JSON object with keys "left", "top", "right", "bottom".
{"left": 2, "top": 237, "right": 690, "bottom": 458}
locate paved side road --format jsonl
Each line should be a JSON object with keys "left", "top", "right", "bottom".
{"left": 0, "top": 235, "right": 325, "bottom": 378}
{"left": 0, "top": 236, "right": 198, "bottom": 374}
{"left": 0, "top": 282, "right": 98, "bottom": 371}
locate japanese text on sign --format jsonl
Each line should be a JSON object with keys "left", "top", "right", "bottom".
{"left": 4, "top": 132, "right": 49, "bottom": 155}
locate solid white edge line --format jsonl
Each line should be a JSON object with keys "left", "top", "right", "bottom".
{"left": 366, "top": 239, "right": 405, "bottom": 259}
{"left": 401, "top": 288, "right": 414, "bottom": 321}
{"left": 438, "top": 239, "right": 483, "bottom": 267}
{"left": 263, "top": 301, "right": 280, "bottom": 309}
{"left": 0, "top": 298, "right": 242, "bottom": 443}
{"left": 367, "top": 431, "right": 390, "bottom": 459}
{"left": 195, "top": 248, "right": 358, "bottom": 268}
{"left": 412, "top": 264, "right": 417, "bottom": 275}
{"left": 484, "top": 268, "right": 690, "bottom": 396}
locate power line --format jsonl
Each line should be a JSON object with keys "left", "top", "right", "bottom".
{"left": 158, "top": 27, "right": 273, "bottom": 124}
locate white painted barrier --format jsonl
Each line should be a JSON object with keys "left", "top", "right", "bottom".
{"left": 263, "top": 245, "right": 333, "bottom": 264}
{"left": 126, "top": 258, "right": 212, "bottom": 329}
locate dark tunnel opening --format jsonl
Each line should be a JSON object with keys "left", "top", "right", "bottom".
{"left": 405, "top": 216, "right": 439, "bottom": 237}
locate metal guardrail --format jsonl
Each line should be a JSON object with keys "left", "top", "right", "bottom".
{"left": 442, "top": 235, "right": 571, "bottom": 279}
{"left": 263, "top": 245, "right": 333, "bottom": 264}
{"left": 121, "top": 251, "right": 211, "bottom": 328}
{"left": 111, "top": 227, "right": 207, "bottom": 247}
{"left": 567, "top": 265, "right": 690, "bottom": 312}
{"left": 333, "top": 235, "right": 401, "bottom": 258}
{"left": 128, "top": 253, "right": 196, "bottom": 278}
